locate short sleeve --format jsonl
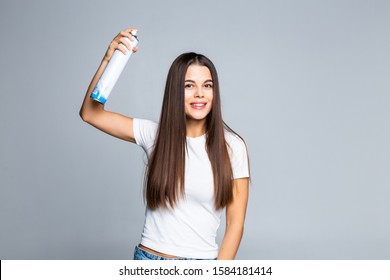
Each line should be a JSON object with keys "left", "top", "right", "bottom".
{"left": 226, "top": 133, "right": 250, "bottom": 179}
{"left": 133, "top": 118, "right": 158, "bottom": 156}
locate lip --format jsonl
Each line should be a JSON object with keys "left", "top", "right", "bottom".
{"left": 190, "top": 102, "right": 207, "bottom": 109}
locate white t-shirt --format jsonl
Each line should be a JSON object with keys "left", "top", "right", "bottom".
{"left": 133, "top": 118, "right": 249, "bottom": 259}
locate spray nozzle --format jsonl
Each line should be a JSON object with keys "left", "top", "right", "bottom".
{"left": 130, "top": 30, "right": 138, "bottom": 38}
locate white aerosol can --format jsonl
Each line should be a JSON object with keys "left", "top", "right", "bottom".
{"left": 90, "top": 30, "right": 139, "bottom": 104}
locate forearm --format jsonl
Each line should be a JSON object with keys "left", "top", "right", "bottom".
{"left": 79, "top": 58, "right": 109, "bottom": 122}
{"left": 78, "top": 29, "right": 138, "bottom": 142}
{"left": 217, "top": 223, "right": 244, "bottom": 260}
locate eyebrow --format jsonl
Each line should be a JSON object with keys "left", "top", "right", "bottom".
{"left": 184, "top": 79, "right": 213, "bottom": 83}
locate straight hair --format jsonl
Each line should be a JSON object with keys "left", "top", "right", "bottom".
{"left": 145, "top": 52, "right": 239, "bottom": 210}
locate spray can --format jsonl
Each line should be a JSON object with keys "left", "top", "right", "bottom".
{"left": 90, "top": 30, "right": 139, "bottom": 104}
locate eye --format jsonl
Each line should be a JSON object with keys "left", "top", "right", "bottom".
{"left": 185, "top": 84, "right": 194, "bottom": 88}
{"left": 204, "top": 83, "right": 213, "bottom": 88}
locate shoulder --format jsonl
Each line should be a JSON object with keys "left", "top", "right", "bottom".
{"left": 224, "top": 129, "right": 247, "bottom": 153}
{"left": 133, "top": 118, "right": 158, "bottom": 130}
{"left": 133, "top": 118, "right": 159, "bottom": 148}
{"left": 224, "top": 128, "right": 250, "bottom": 178}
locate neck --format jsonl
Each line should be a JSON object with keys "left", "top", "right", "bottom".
{"left": 186, "top": 118, "right": 207, "bottom": 138}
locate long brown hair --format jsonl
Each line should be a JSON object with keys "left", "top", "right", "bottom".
{"left": 145, "top": 52, "right": 237, "bottom": 210}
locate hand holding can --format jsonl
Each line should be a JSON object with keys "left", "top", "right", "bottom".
{"left": 90, "top": 28, "right": 139, "bottom": 104}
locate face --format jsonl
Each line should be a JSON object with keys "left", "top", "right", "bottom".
{"left": 184, "top": 64, "right": 214, "bottom": 124}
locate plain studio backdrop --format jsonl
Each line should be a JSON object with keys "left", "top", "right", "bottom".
{"left": 0, "top": 0, "right": 389, "bottom": 260}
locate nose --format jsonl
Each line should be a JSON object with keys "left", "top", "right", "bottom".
{"left": 194, "top": 87, "right": 204, "bottom": 98}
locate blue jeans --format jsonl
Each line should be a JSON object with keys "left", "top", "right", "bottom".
{"left": 133, "top": 245, "right": 216, "bottom": 260}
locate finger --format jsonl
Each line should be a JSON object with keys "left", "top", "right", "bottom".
{"left": 120, "top": 31, "right": 135, "bottom": 43}
{"left": 121, "top": 30, "right": 137, "bottom": 41}
{"left": 129, "top": 29, "right": 138, "bottom": 37}
{"left": 124, "top": 28, "right": 138, "bottom": 35}
{"left": 119, "top": 37, "right": 132, "bottom": 51}
{"left": 132, "top": 46, "right": 139, "bottom": 53}
{"left": 117, "top": 44, "right": 128, "bottom": 55}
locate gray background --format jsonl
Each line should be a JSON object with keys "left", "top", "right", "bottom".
{"left": 1, "top": 0, "right": 389, "bottom": 259}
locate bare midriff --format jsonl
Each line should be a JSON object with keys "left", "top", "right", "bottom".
{"left": 139, "top": 244, "right": 181, "bottom": 259}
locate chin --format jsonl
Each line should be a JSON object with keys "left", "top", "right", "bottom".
{"left": 186, "top": 112, "right": 210, "bottom": 121}
{"left": 188, "top": 116, "right": 207, "bottom": 121}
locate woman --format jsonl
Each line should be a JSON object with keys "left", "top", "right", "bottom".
{"left": 80, "top": 28, "right": 250, "bottom": 260}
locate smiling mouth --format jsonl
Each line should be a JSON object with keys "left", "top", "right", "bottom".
{"left": 191, "top": 102, "right": 207, "bottom": 109}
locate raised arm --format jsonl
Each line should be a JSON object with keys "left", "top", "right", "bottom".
{"left": 79, "top": 28, "right": 139, "bottom": 143}
{"left": 217, "top": 177, "right": 249, "bottom": 260}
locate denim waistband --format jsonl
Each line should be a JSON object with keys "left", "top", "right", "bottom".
{"left": 133, "top": 245, "right": 216, "bottom": 260}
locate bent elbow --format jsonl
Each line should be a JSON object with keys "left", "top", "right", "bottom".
{"left": 79, "top": 110, "right": 87, "bottom": 122}
{"left": 79, "top": 109, "right": 91, "bottom": 123}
